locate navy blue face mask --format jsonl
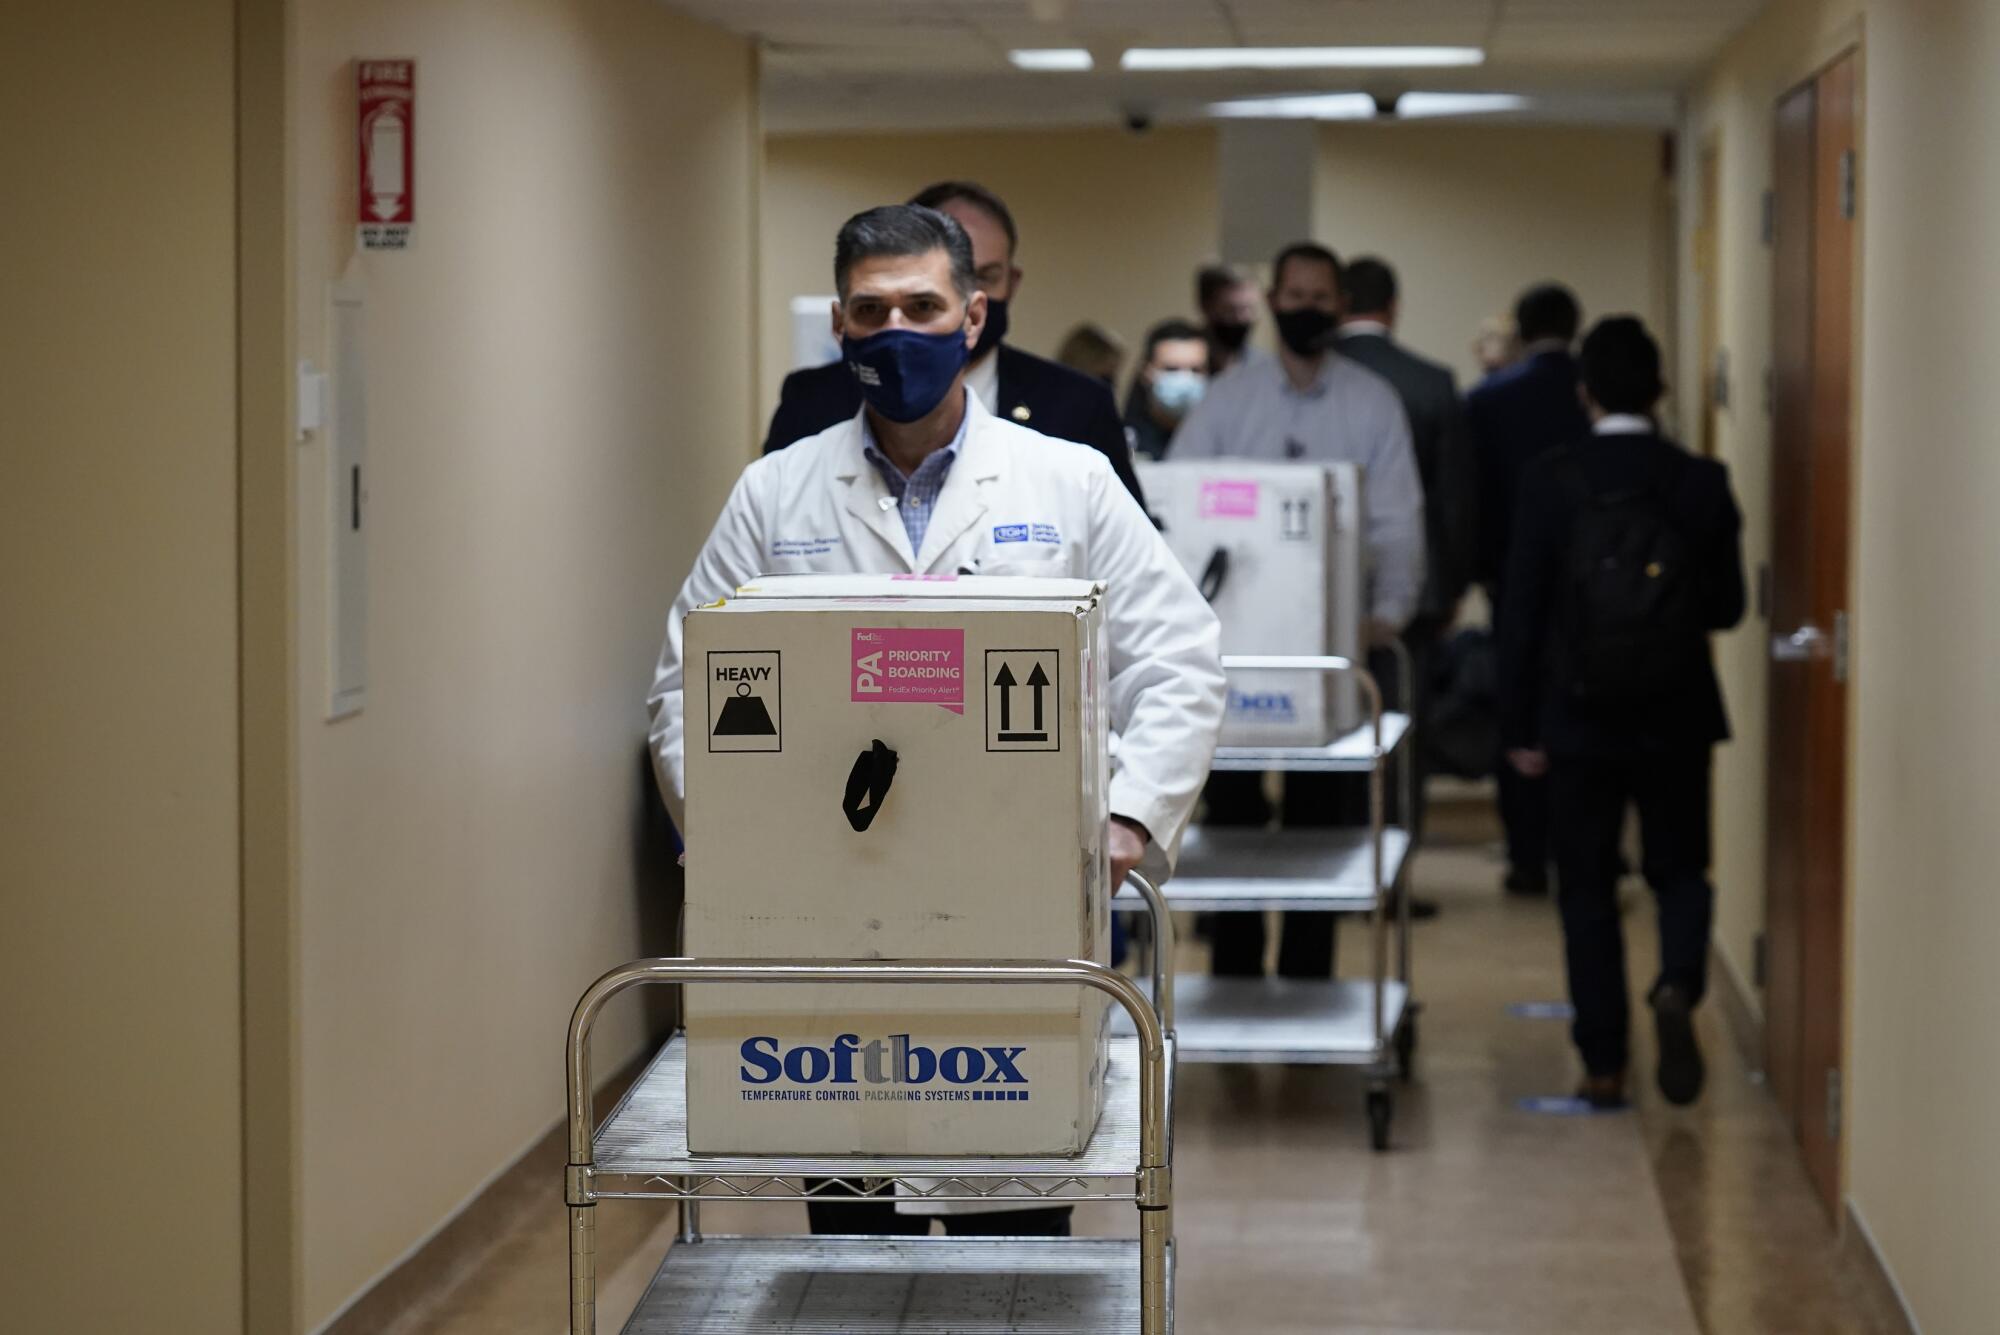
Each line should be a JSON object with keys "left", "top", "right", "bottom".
{"left": 843, "top": 324, "right": 972, "bottom": 423}
{"left": 973, "top": 297, "right": 1009, "bottom": 361}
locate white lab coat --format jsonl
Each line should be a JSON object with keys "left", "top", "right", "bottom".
{"left": 647, "top": 389, "right": 1225, "bottom": 883}
{"left": 644, "top": 390, "right": 1224, "bottom": 1218}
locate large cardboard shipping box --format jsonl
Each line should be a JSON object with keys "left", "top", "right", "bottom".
{"left": 1140, "top": 460, "right": 1365, "bottom": 746}
{"left": 682, "top": 574, "right": 1112, "bottom": 1156}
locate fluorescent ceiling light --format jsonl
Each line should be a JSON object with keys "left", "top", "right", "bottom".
{"left": 1010, "top": 48, "right": 1093, "bottom": 71}
{"left": 1396, "top": 91, "right": 1528, "bottom": 118}
{"left": 1124, "top": 46, "right": 1484, "bottom": 72}
{"left": 1208, "top": 91, "right": 1531, "bottom": 121}
{"left": 1208, "top": 93, "right": 1378, "bottom": 120}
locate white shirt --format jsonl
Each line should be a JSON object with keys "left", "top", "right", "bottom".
{"left": 1168, "top": 351, "right": 1428, "bottom": 628}
{"left": 646, "top": 388, "right": 1226, "bottom": 880}
{"left": 1339, "top": 318, "right": 1393, "bottom": 339}
{"left": 966, "top": 349, "right": 1000, "bottom": 415}
{"left": 1593, "top": 414, "right": 1655, "bottom": 436}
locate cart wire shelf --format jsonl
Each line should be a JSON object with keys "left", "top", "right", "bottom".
{"left": 618, "top": 1236, "right": 1167, "bottom": 1334}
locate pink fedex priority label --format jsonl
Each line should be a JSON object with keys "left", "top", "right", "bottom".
{"left": 852, "top": 628, "right": 966, "bottom": 713}
{"left": 1199, "top": 479, "right": 1260, "bottom": 518}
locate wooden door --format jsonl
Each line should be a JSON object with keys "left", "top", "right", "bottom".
{"left": 1764, "top": 51, "right": 1857, "bottom": 1219}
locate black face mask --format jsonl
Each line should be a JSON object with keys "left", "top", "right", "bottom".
{"left": 1209, "top": 319, "right": 1252, "bottom": 353}
{"left": 1274, "top": 307, "right": 1337, "bottom": 356}
{"left": 973, "top": 296, "right": 1009, "bottom": 361}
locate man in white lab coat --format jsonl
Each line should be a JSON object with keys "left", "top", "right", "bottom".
{"left": 646, "top": 203, "right": 1224, "bottom": 1236}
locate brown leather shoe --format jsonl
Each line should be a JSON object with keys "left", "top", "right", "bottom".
{"left": 1576, "top": 1072, "right": 1628, "bottom": 1110}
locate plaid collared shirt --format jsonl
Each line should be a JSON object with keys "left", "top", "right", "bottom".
{"left": 861, "top": 408, "right": 970, "bottom": 556}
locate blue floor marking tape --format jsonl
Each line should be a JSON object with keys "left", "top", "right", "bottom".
{"left": 1507, "top": 1001, "right": 1576, "bottom": 1021}
{"left": 1517, "top": 1095, "right": 1625, "bottom": 1116}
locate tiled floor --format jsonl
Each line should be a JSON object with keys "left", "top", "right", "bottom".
{"left": 399, "top": 794, "right": 1907, "bottom": 1334}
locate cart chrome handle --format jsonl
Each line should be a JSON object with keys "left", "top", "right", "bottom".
{"left": 1122, "top": 870, "right": 1175, "bottom": 1035}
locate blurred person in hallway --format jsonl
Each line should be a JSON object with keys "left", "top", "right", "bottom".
{"left": 1174, "top": 241, "right": 1426, "bottom": 978}
{"left": 1336, "top": 257, "right": 1476, "bottom": 915}
{"left": 1473, "top": 315, "right": 1522, "bottom": 380}
{"left": 762, "top": 180, "right": 1144, "bottom": 505}
{"left": 1124, "top": 318, "right": 1209, "bottom": 461}
{"left": 1055, "top": 321, "right": 1126, "bottom": 388}
{"left": 1197, "top": 263, "right": 1263, "bottom": 377}
{"left": 1467, "top": 282, "right": 1589, "bottom": 898}
{"left": 1497, "top": 317, "right": 1746, "bottom": 1110}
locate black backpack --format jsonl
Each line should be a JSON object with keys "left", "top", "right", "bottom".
{"left": 1550, "top": 445, "right": 1704, "bottom": 703}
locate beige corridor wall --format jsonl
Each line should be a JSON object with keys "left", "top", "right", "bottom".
{"left": 0, "top": 1, "right": 247, "bottom": 1330}
{"left": 1679, "top": 0, "right": 1863, "bottom": 1026}
{"left": 759, "top": 126, "right": 1219, "bottom": 420}
{"left": 290, "top": 2, "right": 756, "bottom": 1325}
{"left": 1845, "top": 0, "right": 2000, "bottom": 1327}
{"left": 760, "top": 123, "right": 1668, "bottom": 426}
{"left": 1315, "top": 123, "right": 1673, "bottom": 390}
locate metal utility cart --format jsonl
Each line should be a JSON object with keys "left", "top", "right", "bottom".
{"left": 564, "top": 878, "right": 1179, "bottom": 1334}
{"left": 1114, "top": 653, "right": 1418, "bottom": 1150}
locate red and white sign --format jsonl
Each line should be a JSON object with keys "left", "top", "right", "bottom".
{"left": 357, "top": 60, "right": 415, "bottom": 250}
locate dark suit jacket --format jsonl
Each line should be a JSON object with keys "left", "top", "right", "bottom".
{"left": 1336, "top": 330, "right": 1477, "bottom": 626}
{"left": 1497, "top": 431, "right": 1747, "bottom": 757}
{"left": 761, "top": 343, "right": 1146, "bottom": 505}
{"left": 1466, "top": 348, "right": 1590, "bottom": 592}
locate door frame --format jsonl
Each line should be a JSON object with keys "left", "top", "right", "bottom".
{"left": 1762, "top": 41, "right": 1864, "bottom": 1223}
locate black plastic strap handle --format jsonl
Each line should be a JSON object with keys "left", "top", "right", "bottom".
{"left": 841, "top": 739, "right": 900, "bottom": 832}
{"left": 1197, "top": 547, "right": 1230, "bottom": 604}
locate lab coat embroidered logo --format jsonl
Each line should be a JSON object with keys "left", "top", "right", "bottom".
{"left": 986, "top": 650, "right": 1060, "bottom": 751}
{"left": 708, "top": 651, "right": 781, "bottom": 752}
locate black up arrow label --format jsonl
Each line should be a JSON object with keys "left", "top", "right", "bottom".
{"left": 1281, "top": 497, "right": 1311, "bottom": 540}
{"left": 994, "top": 661, "right": 1018, "bottom": 731}
{"left": 987, "top": 651, "right": 1060, "bottom": 751}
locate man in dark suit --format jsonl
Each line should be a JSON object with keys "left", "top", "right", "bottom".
{"left": 762, "top": 180, "right": 1145, "bottom": 507}
{"left": 1466, "top": 282, "right": 1590, "bottom": 895}
{"left": 1337, "top": 260, "right": 1475, "bottom": 851}
{"left": 1497, "top": 317, "right": 1746, "bottom": 1110}
{"left": 1337, "top": 259, "right": 1477, "bottom": 633}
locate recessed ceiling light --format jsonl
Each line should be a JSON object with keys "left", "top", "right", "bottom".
{"left": 1125, "top": 46, "right": 1485, "bottom": 72}
{"left": 1009, "top": 49, "right": 1094, "bottom": 72}
{"left": 1208, "top": 93, "right": 1379, "bottom": 121}
{"left": 1396, "top": 92, "right": 1529, "bottom": 118}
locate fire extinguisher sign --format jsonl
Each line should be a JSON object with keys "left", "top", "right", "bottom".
{"left": 357, "top": 60, "right": 415, "bottom": 251}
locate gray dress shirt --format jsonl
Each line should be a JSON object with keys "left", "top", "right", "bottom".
{"left": 1169, "top": 351, "right": 1428, "bottom": 628}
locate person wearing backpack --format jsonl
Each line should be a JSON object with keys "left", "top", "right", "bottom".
{"left": 1496, "top": 317, "right": 1746, "bottom": 1109}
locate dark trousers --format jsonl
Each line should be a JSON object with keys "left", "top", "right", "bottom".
{"left": 805, "top": 1189, "right": 1072, "bottom": 1236}
{"left": 1487, "top": 588, "right": 1548, "bottom": 878}
{"left": 1548, "top": 747, "right": 1716, "bottom": 1076}
{"left": 1497, "top": 762, "right": 1551, "bottom": 878}
{"left": 1206, "top": 770, "right": 1341, "bottom": 976}
{"left": 1206, "top": 643, "right": 1416, "bottom": 978}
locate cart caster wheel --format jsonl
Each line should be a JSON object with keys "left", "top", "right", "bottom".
{"left": 1367, "top": 1087, "right": 1394, "bottom": 1151}
{"left": 1395, "top": 1017, "right": 1418, "bottom": 1083}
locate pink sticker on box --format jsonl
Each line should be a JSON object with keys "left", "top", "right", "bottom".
{"left": 1199, "top": 480, "right": 1260, "bottom": 519}
{"left": 853, "top": 628, "right": 966, "bottom": 713}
